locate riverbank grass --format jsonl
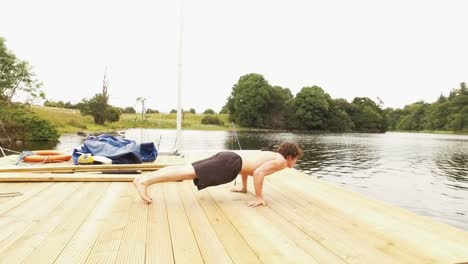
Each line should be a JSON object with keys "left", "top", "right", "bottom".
{"left": 31, "top": 106, "right": 232, "bottom": 133}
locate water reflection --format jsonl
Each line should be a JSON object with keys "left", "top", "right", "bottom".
{"left": 434, "top": 148, "right": 468, "bottom": 190}
{"left": 224, "top": 131, "right": 274, "bottom": 150}
{"left": 293, "top": 134, "right": 381, "bottom": 179}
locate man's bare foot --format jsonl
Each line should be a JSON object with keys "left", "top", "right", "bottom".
{"left": 133, "top": 177, "right": 153, "bottom": 203}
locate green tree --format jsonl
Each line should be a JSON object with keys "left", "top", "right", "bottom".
{"left": 123, "top": 106, "right": 136, "bottom": 114}
{"left": 265, "top": 85, "right": 294, "bottom": 129}
{"left": 0, "top": 38, "right": 44, "bottom": 104}
{"left": 79, "top": 94, "right": 109, "bottom": 124}
{"left": 64, "top": 101, "right": 76, "bottom": 109}
{"left": 79, "top": 95, "right": 121, "bottom": 124}
{"left": 349, "top": 97, "right": 386, "bottom": 132}
{"left": 79, "top": 72, "right": 121, "bottom": 124}
{"left": 219, "top": 105, "right": 228, "bottom": 114}
{"left": 189, "top": 108, "right": 196, "bottom": 114}
{"left": 224, "top": 73, "right": 274, "bottom": 128}
{"left": 146, "top": 108, "right": 159, "bottom": 114}
{"left": 293, "top": 86, "right": 331, "bottom": 130}
{"left": 324, "top": 99, "right": 354, "bottom": 132}
{"left": 203, "top": 109, "right": 216, "bottom": 115}
{"left": 384, "top": 107, "right": 404, "bottom": 130}
{"left": 446, "top": 83, "right": 468, "bottom": 131}
{"left": 0, "top": 38, "right": 57, "bottom": 142}
{"left": 397, "top": 101, "right": 429, "bottom": 131}
{"left": 424, "top": 102, "right": 449, "bottom": 130}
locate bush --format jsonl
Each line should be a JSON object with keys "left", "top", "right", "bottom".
{"left": 0, "top": 104, "right": 59, "bottom": 142}
{"left": 79, "top": 94, "right": 121, "bottom": 124}
{"left": 201, "top": 115, "right": 224, "bottom": 126}
{"left": 105, "top": 107, "right": 121, "bottom": 123}
{"left": 203, "top": 109, "right": 216, "bottom": 114}
{"left": 123, "top": 107, "right": 136, "bottom": 114}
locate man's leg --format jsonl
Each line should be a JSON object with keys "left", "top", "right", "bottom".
{"left": 133, "top": 165, "right": 196, "bottom": 203}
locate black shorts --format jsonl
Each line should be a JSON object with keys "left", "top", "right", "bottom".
{"left": 191, "top": 151, "right": 242, "bottom": 190}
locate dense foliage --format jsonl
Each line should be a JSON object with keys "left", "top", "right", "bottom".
{"left": 0, "top": 104, "right": 59, "bottom": 142}
{"left": 223, "top": 73, "right": 386, "bottom": 132}
{"left": 146, "top": 108, "right": 159, "bottom": 114}
{"left": 224, "top": 73, "right": 294, "bottom": 128}
{"left": 201, "top": 115, "right": 224, "bottom": 126}
{"left": 44, "top": 100, "right": 79, "bottom": 109}
{"left": 203, "top": 109, "right": 216, "bottom": 115}
{"left": 385, "top": 83, "right": 467, "bottom": 132}
{"left": 79, "top": 94, "right": 121, "bottom": 125}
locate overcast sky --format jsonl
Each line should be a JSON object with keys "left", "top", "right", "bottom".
{"left": 1, "top": 0, "right": 467, "bottom": 113}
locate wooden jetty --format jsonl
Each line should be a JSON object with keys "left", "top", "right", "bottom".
{"left": 0, "top": 151, "right": 467, "bottom": 263}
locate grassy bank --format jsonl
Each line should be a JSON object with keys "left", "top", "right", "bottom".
{"left": 389, "top": 130, "right": 468, "bottom": 135}
{"left": 31, "top": 106, "right": 234, "bottom": 134}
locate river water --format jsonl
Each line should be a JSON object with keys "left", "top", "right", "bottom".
{"left": 4, "top": 129, "right": 468, "bottom": 231}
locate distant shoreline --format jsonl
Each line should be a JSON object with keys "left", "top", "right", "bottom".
{"left": 31, "top": 106, "right": 467, "bottom": 137}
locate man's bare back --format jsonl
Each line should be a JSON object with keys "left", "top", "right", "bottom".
{"left": 238, "top": 151, "right": 287, "bottom": 177}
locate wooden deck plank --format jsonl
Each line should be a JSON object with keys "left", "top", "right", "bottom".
{"left": 288, "top": 169, "right": 468, "bottom": 244}
{"left": 165, "top": 182, "right": 204, "bottom": 264}
{"left": 232, "top": 180, "right": 348, "bottom": 264}
{"left": 19, "top": 183, "right": 109, "bottom": 264}
{"left": 53, "top": 182, "right": 127, "bottom": 264}
{"left": 178, "top": 181, "right": 233, "bottom": 264}
{"left": 0, "top": 183, "right": 97, "bottom": 263}
{"left": 265, "top": 174, "right": 435, "bottom": 263}
{"left": 193, "top": 187, "right": 262, "bottom": 264}
{"left": 0, "top": 172, "right": 139, "bottom": 182}
{"left": 0, "top": 183, "right": 79, "bottom": 253}
{"left": 268, "top": 169, "right": 468, "bottom": 262}
{"left": 0, "top": 183, "right": 31, "bottom": 205}
{"left": 114, "top": 185, "right": 149, "bottom": 264}
{"left": 84, "top": 183, "right": 133, "bottom": 264}
{"left": 146, "top": 184, "right": 174, "bottom": 264}
{"left": 0, "top": 182, "right": 52, "bottom": 215}
{"left": 263, "top": 177, "right": 419, "bottom": 264}
{"left": 207, "top": 185, "right": 320, "bottom": 264}
{"left": 0, "top": 153, "right": 466, "bottom": 263}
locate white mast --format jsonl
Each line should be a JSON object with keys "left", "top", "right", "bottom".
{"left": 173, "top": 0, "right": 184, "bottom": 154}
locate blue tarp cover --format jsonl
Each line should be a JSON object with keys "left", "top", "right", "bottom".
{"left": 72, "top": 134, "right": 157, "bottom": 164}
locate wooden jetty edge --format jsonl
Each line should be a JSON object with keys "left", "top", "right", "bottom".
{"left": 0, "top": 151, "right": 467, "bottom": 263}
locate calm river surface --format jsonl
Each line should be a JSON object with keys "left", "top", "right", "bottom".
{"left": 9, "top": 129, "right": 468, "bottom": 231}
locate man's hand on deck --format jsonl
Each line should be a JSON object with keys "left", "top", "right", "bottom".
{"left": 230, "top": 187, "right": 247, "bottom": 193}
{"left": 248, "top": 198, "right": 266, "bottom": 207}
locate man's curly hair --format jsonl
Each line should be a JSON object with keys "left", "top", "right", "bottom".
{"left": 276, "top": 142, "right": 303, "bottom": 159}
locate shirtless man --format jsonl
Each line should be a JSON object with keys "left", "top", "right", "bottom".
{"left": 133, "top": 142, "right": 303, "bottom": 207}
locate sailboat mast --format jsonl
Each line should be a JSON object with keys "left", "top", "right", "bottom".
{"left": 174, "top": 0, "right": 184, "bottom": 152}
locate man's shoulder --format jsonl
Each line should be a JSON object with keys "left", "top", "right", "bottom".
{"left": 260, "top": 151, "right": 286, "bottom": 165}
{"left": 258, "top": 150, "right": 278, "bottom": 157}
{"left": 263, "top": 151, "right": 284, "bottom": 159}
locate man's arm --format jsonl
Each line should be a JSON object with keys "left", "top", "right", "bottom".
{"left": 231, "top": 173, "right": 248, "bottom": 193}
{"left": 249, "top": 157, "right": 286, "bottom": 207}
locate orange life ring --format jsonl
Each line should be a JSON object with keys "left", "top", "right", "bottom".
{"left": 23, "top": 150, "right": 72, "bottom": 163}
